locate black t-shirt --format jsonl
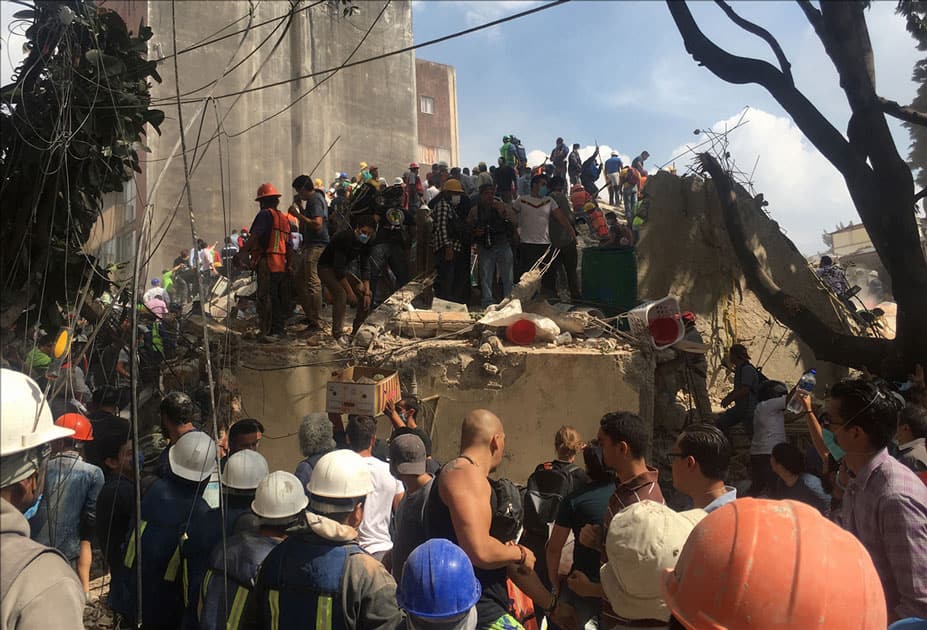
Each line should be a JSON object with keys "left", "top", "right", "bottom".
{"left": 555, "top": 480, "right": 614, "bottom": 581}
{"left": 318, "top": 230, "right": 372, "bottom": 280}
{"left": 390, "top": 480, "right": 432, "bottom": 581}
{"left": 494, "top": 165, "right": 517, "bottom": 193}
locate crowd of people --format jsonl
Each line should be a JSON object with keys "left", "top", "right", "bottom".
{"left": 2, "top": 348, "right": 926, "bottom": 629}
{"left": 153, "top": 137, "right": 650, "bottom": 344}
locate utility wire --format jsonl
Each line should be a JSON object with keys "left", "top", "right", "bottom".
{"left": 139, "top": 0, "right": 570, "bottom": 165}
{"left": 186, "top": 0, "right": 569, "bottom": 103}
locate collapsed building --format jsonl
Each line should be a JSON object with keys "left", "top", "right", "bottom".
{"left": 163, "top": 170, "right": 869, "bottom": 486}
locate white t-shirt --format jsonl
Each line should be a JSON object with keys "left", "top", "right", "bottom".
{"left": 751, "top": 396, "right": 787, "bottom": 455}
{"left": 513, "top": 195, "right": 554, "bottom": 244}
{"left": 357, "top": 456, "right": 403, "bottom": 555}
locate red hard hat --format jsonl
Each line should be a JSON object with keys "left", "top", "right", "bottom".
{"left": 681, "top": 311, "right": 696, "bottom": 324}
{"left": 662, "top": 498, "right": 887, "bottom": 629}
{"left": 255, "top": 183, "right": 282, "bottom": 201}
{"left": 409, "top": 162, "right": 419, "bottom": 169}
{"left": 55, "top": 413, "right": 94, "bottom": 441}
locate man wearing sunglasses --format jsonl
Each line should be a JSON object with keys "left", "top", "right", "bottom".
{"left": 826, "top": 378, "right": 927, "bottom": 622}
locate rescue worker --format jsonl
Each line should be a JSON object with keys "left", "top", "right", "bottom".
{"left": 28, "top": 413, "right": 104, "bottom": 598}
{"left": 181, "top": 450, "right": 268, "bottom": 626}
{"left": 406, "top": 162, "right": 425, "bottom": 211}
{"left": 432, "top": 178, "right": 470, "bottom": 303}
{"left": 241, "top": 449, "right": 403, "bottom": 629}
{"left": 567, "top": 143, "right": 583, "bottom": 187}
{"left": 397, "top": 539, "right": 482, "bottom": 630}
{"left": 110, "top": 431, "right": 217, "bottom": 629}
{"left": 0, "top": 369, "right": 85, "bottom": 629}
{"left": 236, "top": 184, "right": 291, "bottom": 342}
{"left": 289, "top": 175, "right": 328, "bottom": 333}
{"left": 198, "top": 471, "right": 306, "bottom": 630}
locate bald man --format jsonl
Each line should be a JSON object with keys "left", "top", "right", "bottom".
{"left": 424, "top": 410, "right": 573, "bottom": 628}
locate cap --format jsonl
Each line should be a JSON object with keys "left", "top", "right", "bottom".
{"left": 390, "top": 434, "right": 426, "bottom": 475}
{"left": 601, "top": 502, "right": 706, "bottom": 622}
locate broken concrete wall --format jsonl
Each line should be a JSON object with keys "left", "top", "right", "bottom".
{"left": 637, "top": 172, "right": 851, "bottom": 401}
{"left": 236, "top": 341, "right": 651, "bottom": 483}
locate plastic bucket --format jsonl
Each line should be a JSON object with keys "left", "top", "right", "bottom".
{"left": 649, "top": 316, "right": 681, "bottom": 347}
{"left": 506, "top": 319, "right": 537, "bottom": 345}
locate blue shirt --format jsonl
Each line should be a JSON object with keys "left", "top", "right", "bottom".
{"left": 604, "top": 156, "right": 623, "bottom": 174}
{"left": 704, "top": 486, "right": 737, "bottom": 513}
{"left": 30, "top": 452, "right": 104, "bottom": 560}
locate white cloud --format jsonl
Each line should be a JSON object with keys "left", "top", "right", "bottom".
{"left": 670, "top": 108, "right": 854, "bottom": 255}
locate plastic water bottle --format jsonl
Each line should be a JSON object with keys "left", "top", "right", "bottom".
{"left": 787, "top": 369, "right": 817, "bottom": 413}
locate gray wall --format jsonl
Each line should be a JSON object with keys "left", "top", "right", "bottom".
{"left": 143, "top": 0, "right": 417, "bottom": 273}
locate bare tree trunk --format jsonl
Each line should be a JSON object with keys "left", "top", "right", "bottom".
{"left": 667, "top": 0, "right": 927, "bottom": 370}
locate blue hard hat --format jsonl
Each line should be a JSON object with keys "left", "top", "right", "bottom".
{"left": 151, "top": 278, "right": 160, "bottom": 286}
{"left": 397, "top": 539, "right": 481, "bottom": 619}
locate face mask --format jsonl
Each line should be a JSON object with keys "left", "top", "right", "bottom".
{"left": 398, "top": 411, "right": 407, "bottom": 422}
{"left": 450, "top": 195, "right": 461, "bottom": 205}
{"left": 539, "top": 186, "right": 548, "bottom": 197}
{"left": 357, "top": 232, "right": 370, "bottom": 244}
{"left": 23, "top": 493, "right": 43, "bottom": 520}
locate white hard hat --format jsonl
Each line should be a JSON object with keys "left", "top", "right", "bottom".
{"left": 307, "top": 449, "right": 373, "bottom": 513}
{"left": 222, "top": 449, "right": 269, "bottom": 490}
{"left": 252, "top": 471, "right": 308, "bottom": 523}
{"left": 0, "top": 369, "right": 74, "bottom": 487}
{"left": 168, "top": 431, "right": 217, "bottom": 482}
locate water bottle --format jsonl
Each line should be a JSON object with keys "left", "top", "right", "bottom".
{"left": 787, "top": 369, "right": 817, "bottom": 413}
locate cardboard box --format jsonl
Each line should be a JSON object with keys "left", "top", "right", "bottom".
{"left": 326, "top": 366, "right": 401, "bottom": 416}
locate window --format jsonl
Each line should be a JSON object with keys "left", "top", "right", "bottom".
{"left": 420, "top": 96, "right": 435, "bottom": 115}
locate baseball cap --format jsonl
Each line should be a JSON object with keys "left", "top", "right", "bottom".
{"left": 389, "top": 433, "right": 426, "bottom": 475}
{"left": 600, "top": 501, "right": 706, "bottom": 622}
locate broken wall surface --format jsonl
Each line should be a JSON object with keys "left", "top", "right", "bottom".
{"left": 236, "top": 341, "right": 651, "bottom": 483}
{"left": 637, "top": 172, "right": 852, "bottom": 398}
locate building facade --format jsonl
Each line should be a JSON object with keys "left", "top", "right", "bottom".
{"left": 415, "top": 58, "right": 459, "bottom": 168}
{"left": 91, "top": 0, "right": 420, "bottom": 277}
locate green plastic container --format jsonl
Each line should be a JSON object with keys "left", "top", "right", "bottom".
{"left": 580, "top": 246, "right": 638, "bottom": 314}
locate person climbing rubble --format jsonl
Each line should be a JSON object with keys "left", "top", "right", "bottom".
{"left": 317, "top": 215, "right": 376, "bottom": 343}
{"left": 716, "top": 344, "right": 760, "bottom": 440}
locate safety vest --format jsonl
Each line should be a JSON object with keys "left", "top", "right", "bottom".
{"left": 112, "top": 477, "right": 211, "bottom": 627}
{"left": 198, "top": 533, "right": 280, "bottom": 630}
{"left": 253, "top": 535, "right": 362, "bottom": 630}
{"left": 181, "top": 504, "right": 253, "bottom": 616}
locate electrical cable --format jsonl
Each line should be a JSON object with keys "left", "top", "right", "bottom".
{"left": 138, "top": 0, "right": 570, "bottom": 165}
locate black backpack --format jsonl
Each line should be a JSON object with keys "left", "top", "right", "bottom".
{"left": 523, "top": 462, "right": 579, "bottom": 538}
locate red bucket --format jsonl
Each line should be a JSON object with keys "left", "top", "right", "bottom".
{"left": 506, "top": 319, "right": 537, "bottom": 345}
{"left": 649, "top": 316, "right": 680, "bottom": 347}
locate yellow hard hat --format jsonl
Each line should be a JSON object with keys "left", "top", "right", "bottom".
{"left": 313, "top": 178, "right": 324, "bottom": 190}
{"left": 359, "top": 161, "right": 368, "bottom": 170}
{"left": 583, "top": 201, "right": 597, "bottom": 212}
{"left": 442, "top": 178, "right": 464, "bottom": 193}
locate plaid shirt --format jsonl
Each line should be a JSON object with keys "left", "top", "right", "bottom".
{"left": 600, "top": 467, "right": 665, "bottom": 625}
{"left": 431, "top": 199, "right": 462, "bottom": 253}
{"left": 841, "top": 448, "right": 927, "bottom": 619}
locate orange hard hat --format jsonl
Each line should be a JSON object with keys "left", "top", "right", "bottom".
{"left": 55, "top": 413, "right": 94, "bottom": 441}
{"left": 255, "top": 183, "right": 282, "bottom": 201}
{"left": 662, "top": 498, "right": 886, "bottom": 630}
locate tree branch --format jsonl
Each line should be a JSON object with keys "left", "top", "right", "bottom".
{"left": 714, "top": 0, "right": 793, "bottom": 84}
{"left": 880, "top": 96, "right": 927, "bottom": 127}
{"left": 666, "top": 1, "right": 862, "bottom": 179}
{"left": 915, "top": 188, "right": 927, "bottom": 204}
{"left": 697, "top": 152, "right": 893, "bottom": 371}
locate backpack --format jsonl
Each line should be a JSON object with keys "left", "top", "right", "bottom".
{"left": 489, "top": 477, "right": 524, "bottom": 543}
{"left": 523, "top": 462, "right": 579, "bottom": 538}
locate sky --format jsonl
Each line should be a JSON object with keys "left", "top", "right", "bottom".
{"left": 1, "top": 1, "right": 921, "bottom": 255}
{"left": 411, "top": 0, "right": 922, "bottom": 255}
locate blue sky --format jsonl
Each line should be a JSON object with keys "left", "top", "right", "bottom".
{"left": 412, "top": 0, "right": 922, "bottom": 254}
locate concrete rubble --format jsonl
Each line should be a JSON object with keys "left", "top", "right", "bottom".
{"left": 175, "top": 171, "right": 868, "bottom": 488}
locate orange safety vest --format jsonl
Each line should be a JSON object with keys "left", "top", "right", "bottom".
{"left": 259, "top": 208, "right": 291, "bottom": 273}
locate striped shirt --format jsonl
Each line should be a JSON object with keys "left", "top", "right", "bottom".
{"left": 841, "top": 448, "right": 927, "bottom": 619}
{"left": 600, "top": 467, "right": 665, "bottom": 626}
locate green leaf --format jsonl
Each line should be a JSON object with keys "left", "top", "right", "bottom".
{"left": 145, "top": 109, "right": 164, "bottom": 135}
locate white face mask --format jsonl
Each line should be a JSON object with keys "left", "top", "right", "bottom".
{"left": 450, "top": 195, "right": 461, "bottom": 205}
